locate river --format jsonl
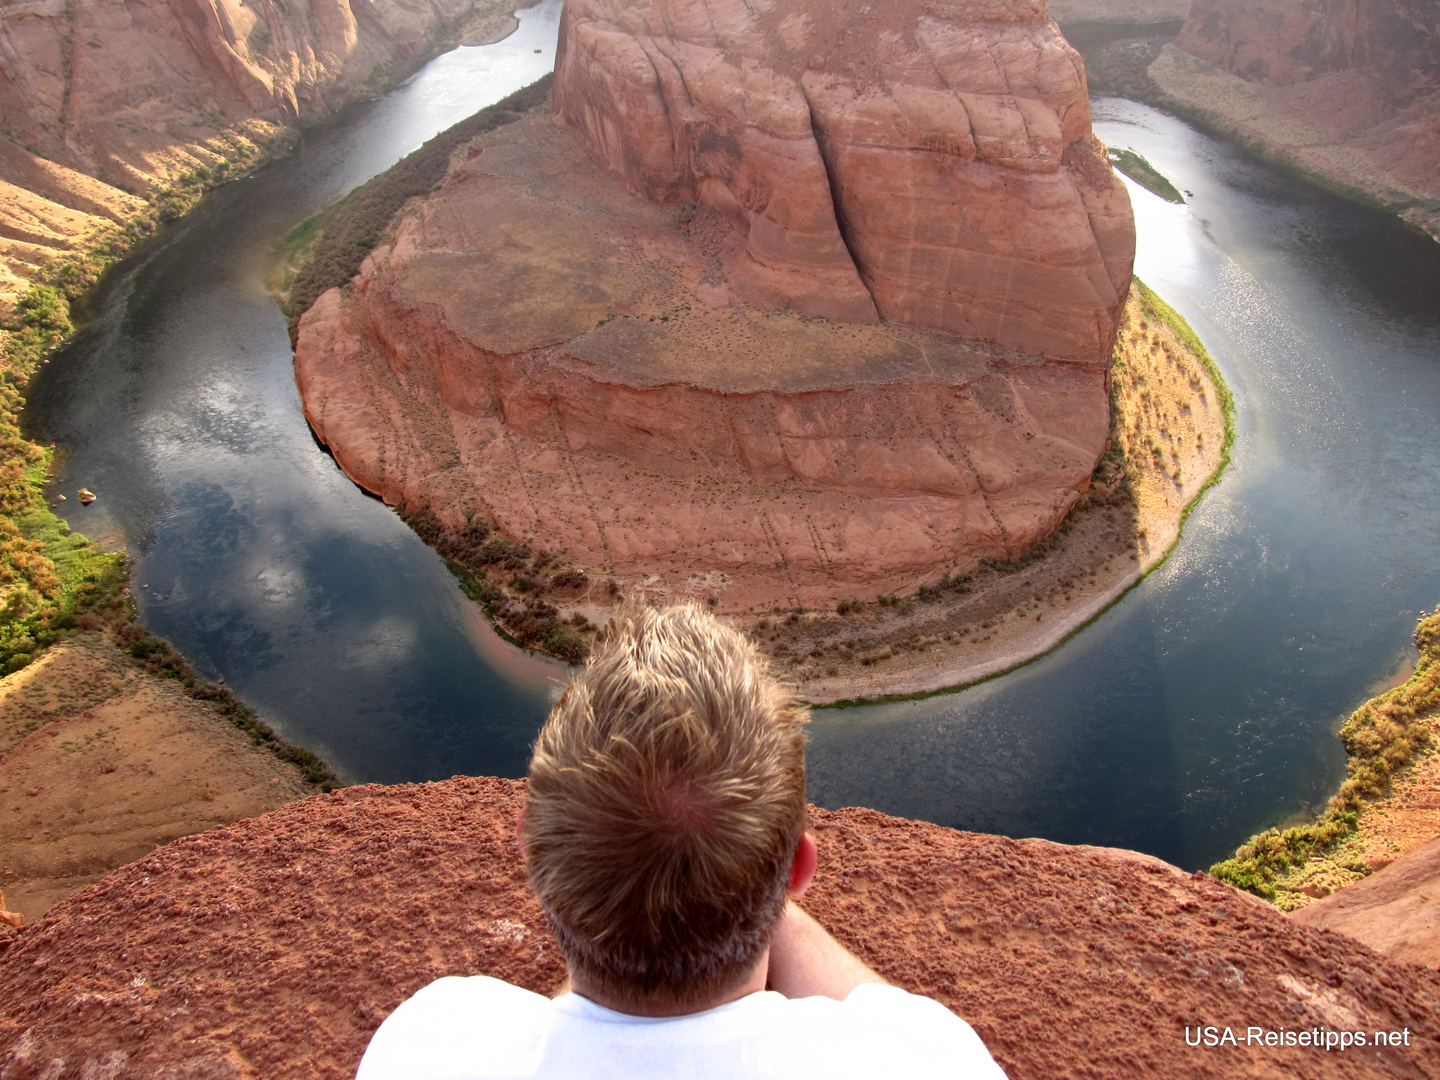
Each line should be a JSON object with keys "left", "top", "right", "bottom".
{"left": 26, "top": 4, "right": 1440, "bottom": 871}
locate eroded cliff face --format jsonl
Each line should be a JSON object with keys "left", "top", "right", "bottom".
{"left": 294, "top": 1, "right": 1135, "bottom": 612}
{"left": 0, "top": 0, "right": 499, "bottom": 302}
{"left": 297, "top": 113, "right": 1113, "bottom": 609}
{"left": 555, "top": 0, "right": 1133, "bottom": 364}
{"left": 1178, "top": 0, "right": 1439, "bottom": 96}
{"left": 2, "top": 777, "right": 1438, "bottom": 1079}
{"left": 1159, "top": 0, "right": 1440, "bottom": 236}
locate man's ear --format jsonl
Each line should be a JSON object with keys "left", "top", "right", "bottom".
{"left": 788, "top": 832, "right": 817, "bottom": 896}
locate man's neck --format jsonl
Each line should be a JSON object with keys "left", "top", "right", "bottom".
{"left": 563, "top": 951, "right": 769, "bottom": 1018}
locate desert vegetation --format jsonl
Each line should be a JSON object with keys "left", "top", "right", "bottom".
{"left": 115, "top": 623, "right": 338, "bottom": 789}
{"left": 0, "top": 290, "right": 130, "bottom": 677}
{"left": 1107, "top": 147, "right": 1186, "bottom": 203}
{"left": 282, "top": 76, "right": 553, "bottom": 333}
{"left": 1210, "top": 610, "right": 1440, "bottom": 903}
{"left": 403, "top": 507, "right": 594, "bottom": 664}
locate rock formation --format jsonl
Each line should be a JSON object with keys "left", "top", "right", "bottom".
{"left": 1, "top": 776, "right": 1438, "bottom": 1079}
{"left": 553, "top": 0, "right": 1133, "bottom": 362}
{"left": 295, "top": 0, "right": 1135, "bottom": 611}
{"left": 0, "top": 0, "right": 509, "bottom": 304}
{"left": 1177, "top": 0, "right": 1438, "bottom": 92}
{"left": 1152, "top": 0, "right": 1440, "bottom": 237}
{"left": 1291, "top": 836, "right": 1440, "bottom": 969}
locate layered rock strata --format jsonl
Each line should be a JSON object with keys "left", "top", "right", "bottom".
{"left": 0, "top": 0, "right": 508, "bottom": 303}
{"left": 1155, "top": 0, "right": 1440, "bottom": 237}
{"left": 2, "top": 776, "right": 1439, "bottom": 1079}
{"left": 554, "top": 0, "right": 1134, "bottom": 363}
{"left": 295, "top": 0, "right": 1135, "bottom": 611}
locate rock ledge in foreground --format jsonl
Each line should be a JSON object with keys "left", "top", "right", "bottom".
{"left": 2, "top": 777, "right": 1438, "bottom": 1079}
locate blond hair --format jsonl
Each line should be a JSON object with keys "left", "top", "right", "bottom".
{"left": 522, "top": 603, "right": 809, "bottom": 1009}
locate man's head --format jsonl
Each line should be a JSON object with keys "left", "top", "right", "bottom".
{"left": 522, "top": 602, "right": 809, "bottom": 1010}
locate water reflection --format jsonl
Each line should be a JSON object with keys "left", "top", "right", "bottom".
{"left": 808, "top": 98, "right": 1440, "bottom": 870}
{"left": 27, "top": 2, "right": 570, "bottom": 784}
{"left": 22, "top": 22, "right": 1440, "bottom": 868}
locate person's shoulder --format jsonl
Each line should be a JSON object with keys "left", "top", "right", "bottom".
{"left": 411, "top": 974, "right": 546, "bottom": 1009}
{"left": 783, "top": 986, "right": 1009, "bottom": 1079}
{"left": 355, "top": 976, "right": 553, "bottom": 1080}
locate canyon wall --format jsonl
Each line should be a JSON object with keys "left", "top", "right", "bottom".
{"left": 0, "top": 0, "right": 503, "bottom": 304}
{"left": 1177, "top": 0, "right": 1439, "bottom": 96}
{"left": 294, "top": 0, "right": 1135, "bottom": 612}
{"left": 1154, "top": 0, "right": 1440, "bottom": 237}
{"left": 2, "top": 777, "right": 1438, "bottom": 1079}
{"left": 554, "top": 0, "right": 1133, "bottom": 364}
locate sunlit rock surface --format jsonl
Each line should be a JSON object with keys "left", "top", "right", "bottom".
{"left": 1291, "top": 836, "right": 1440, "bottom": 970}
{"left": 295, "top": 1, "right": 1136, "bottom": 610}
{"left": 0, "top": 0, "right": 501, "bottom": 303}
{"left": 555, "top": 0, "right": 1134, "bottom": 361}
{"left": 1, "top": 777, "right": 1438, "bottom": 1079}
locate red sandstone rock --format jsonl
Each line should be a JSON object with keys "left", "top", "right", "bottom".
{"left": 1178, "top": 0, "right": 1438, "bottom": 97}
{"left": 0, "top": 0, "right": 498, "bottom": 305}
{"left": 296, "top": 112, "right": 1113, "bottom": 609}
{"left": 0, "top": 777, "right": 1437, "bottom": 1078}
{"left": 555, "top": 0, "right": 1134, "bottom": 363}
{"left": 0, "top": 0, "right": 482, "bottom": 180}
{"left": 1170, "top": 0, "right": 1440, "bottom": 234}
{"left": 1290, "top": 836, "right": 1440, "bottom": 970}
{"left": 295, "top": 0, "right": 1136, "bottom": 610}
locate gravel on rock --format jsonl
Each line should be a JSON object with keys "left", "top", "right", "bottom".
{"left": 0, "top": 776, "right": 1437, "bottom": 1079}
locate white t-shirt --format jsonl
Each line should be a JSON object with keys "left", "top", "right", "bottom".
{"left": 356, "top": 976, "right": 1007, "bottom": 1079}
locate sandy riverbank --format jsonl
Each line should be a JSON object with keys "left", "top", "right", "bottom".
{"left": 744, "top": 280, "right": 1231, "bottom": 704}
{"left": 1214, "top": 610, "right": 1440, "bottom": 914}
{"left": 0, "top": 632, "right": 315, "bottom": 923}
{"left": 457, "top": 277, "right": 1233, "bottom": 706}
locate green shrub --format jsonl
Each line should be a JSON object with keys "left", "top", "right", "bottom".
{"left": 406, "top": 504, "right": 592, "bottom": 665}
{"left": 114, "top": 622, "right": 340, "bottom": 790}
{"left": 1210, "top": 612, "right": 1439, "bottom": 898}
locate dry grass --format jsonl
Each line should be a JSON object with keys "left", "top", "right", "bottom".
{"left": 1211, "top": 610, "right": 1440, "bottom": 905}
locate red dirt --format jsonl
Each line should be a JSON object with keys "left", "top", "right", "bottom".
{"left": 1, "top": 776, "right": 1437, "bottom": 1078}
